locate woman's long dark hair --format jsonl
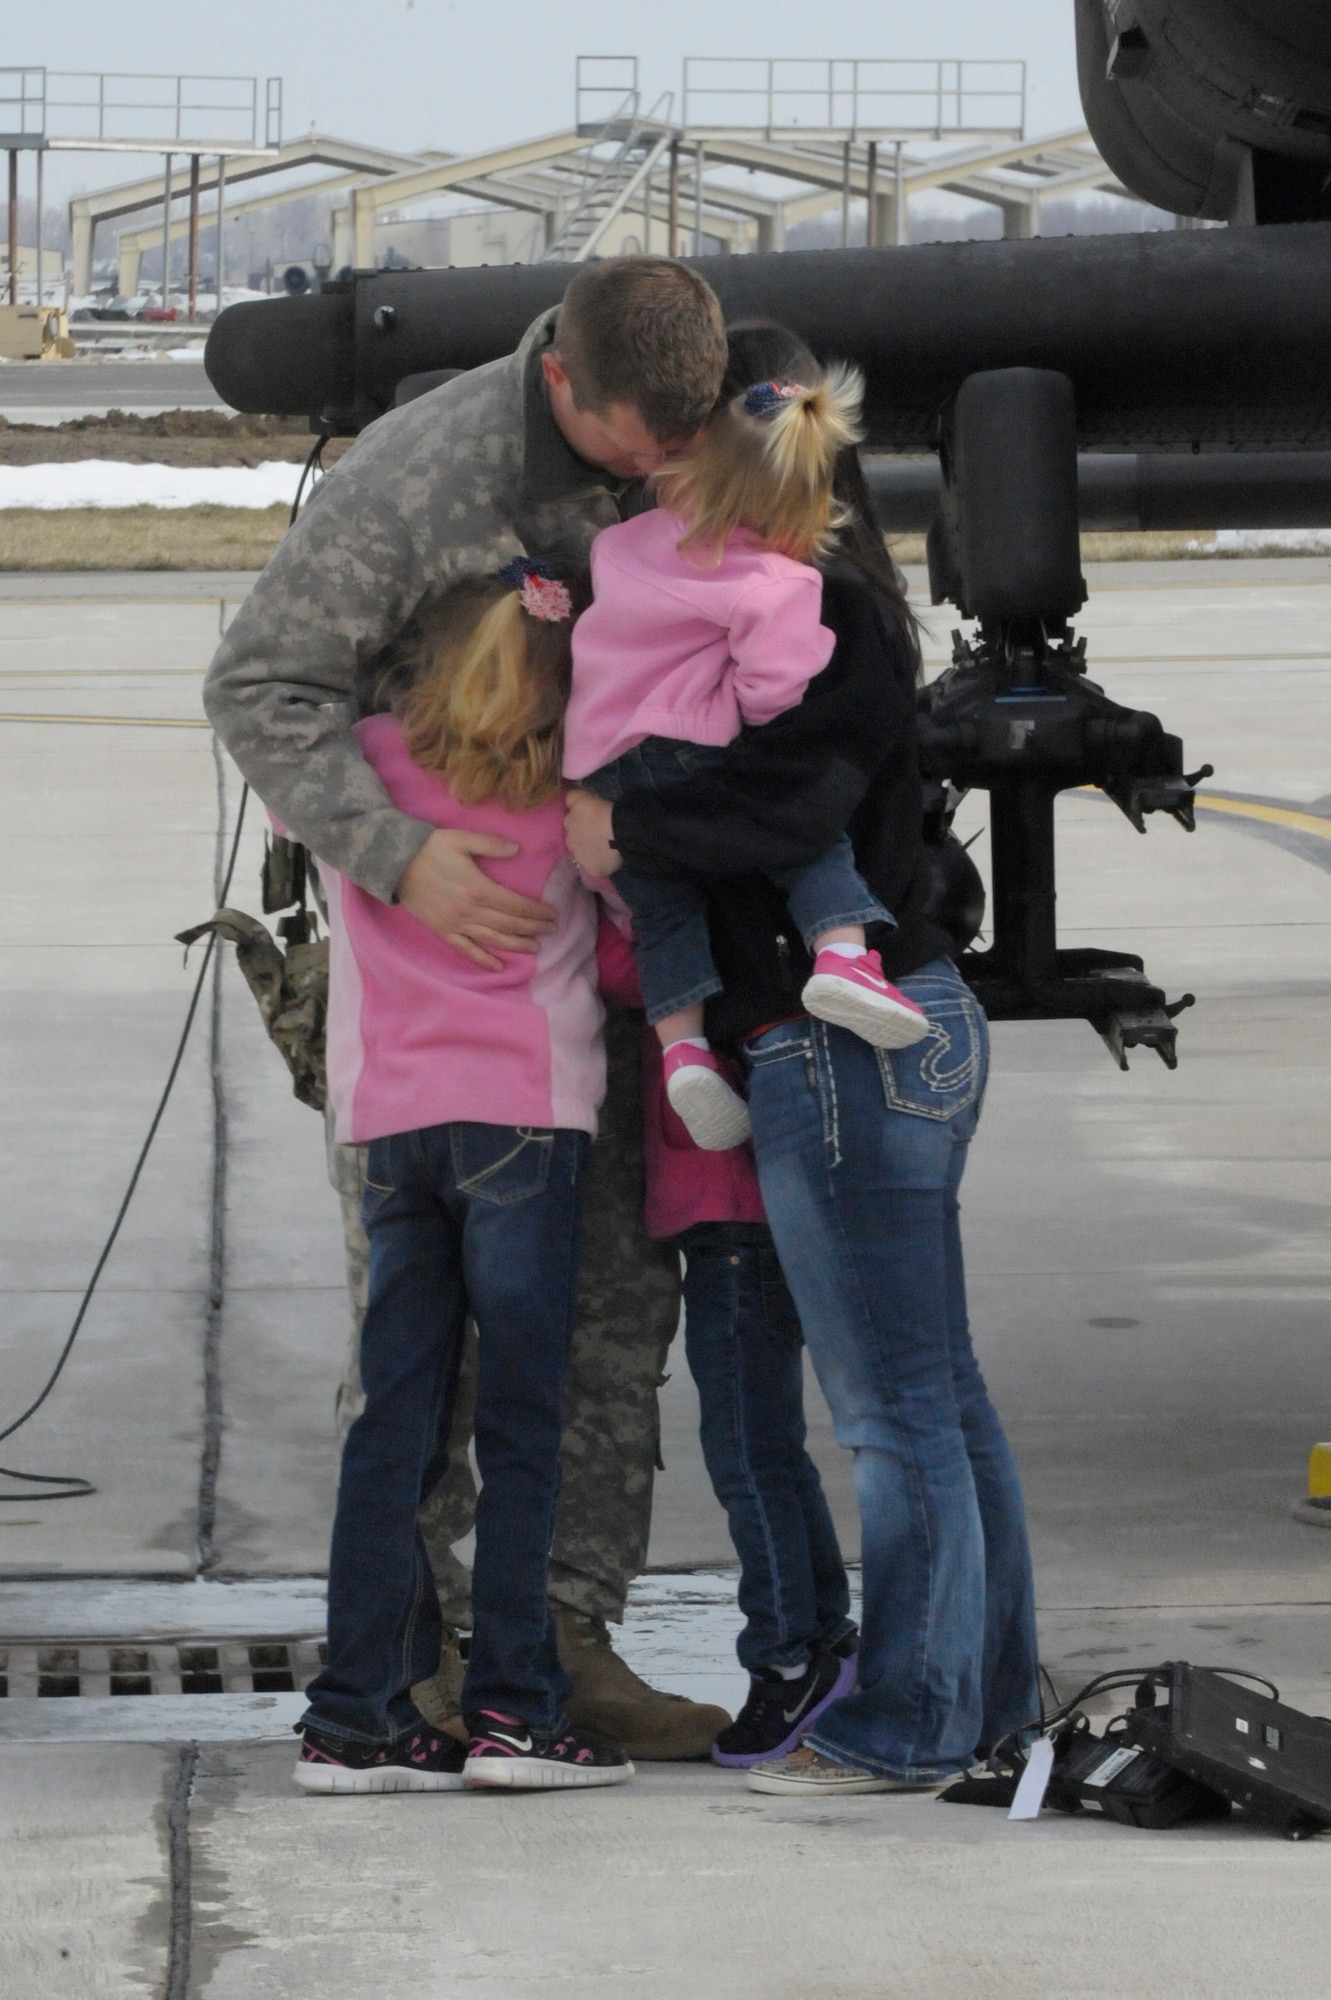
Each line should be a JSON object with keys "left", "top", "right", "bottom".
{"left": 720, "top": 319, "right": 921, "bottom": 676}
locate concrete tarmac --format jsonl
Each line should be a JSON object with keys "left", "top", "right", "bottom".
{"left": 2, "top": 558, "right": 1331, "bottom": 1994}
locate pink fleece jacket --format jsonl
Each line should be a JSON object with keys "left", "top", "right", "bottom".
{"left": 562, "top": 509, "right": 836, "bottom": 779}
{"left": 322, "top": 715, "right": 605, "bottom": 1145}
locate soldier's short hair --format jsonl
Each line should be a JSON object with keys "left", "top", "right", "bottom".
{"left": 554, "top": 257, "right": 728, "bottom": 443}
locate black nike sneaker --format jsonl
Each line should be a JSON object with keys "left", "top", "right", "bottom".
{"left": 463, "top": 1709, "right": 634, "bottom": 1789}
{"left": 293, "top": 1718, "right": 468, "bottom": 1794}
{"left": 711, "top": 1645, "right": 858, "bottom": 1768}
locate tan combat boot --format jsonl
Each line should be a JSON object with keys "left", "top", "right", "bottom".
{"left": 554, "top": 1608, "right": 731, "bottom": 1760}
{"left": 410, "top": 1624, "right": 469, "bottom": 1744}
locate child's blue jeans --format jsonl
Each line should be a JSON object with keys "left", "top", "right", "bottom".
{"left": 302, "top": 1120, "right": 590, "bottom": 1745}
{"left": 677, "top": 1220, "right": 856, "bottom": 1674}
{"left": 583, "top": 737, "right": 891, "bottom": 1027}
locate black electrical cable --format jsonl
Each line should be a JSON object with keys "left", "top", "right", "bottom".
{"left": 988, "top": 1662, "right": 1284, "bottom": 1772}
{"left": 289, "top": 435, "right": 326, "bottom": 522}
{"left": 0, "top": 781, "right": 250, "bottom": 1501}
{"left": 0, "top": 441, "right": 326, "bottom": 1503}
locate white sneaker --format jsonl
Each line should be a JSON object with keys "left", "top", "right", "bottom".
{"left": 801, "top": 948, "right": 932, "bottom": 1050}
{"left": 662, "top": 1045, "right": 752, "bottom": 1150}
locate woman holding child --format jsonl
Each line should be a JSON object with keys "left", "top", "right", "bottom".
{"left": 291, "top": 299, "right": 1037, "bottom": 1799}
{"left": 566, "top": 320, "right": 1040, "bottom": 1794}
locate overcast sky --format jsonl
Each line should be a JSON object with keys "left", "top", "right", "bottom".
{"left": 22, "top": 0, "right": 1085, "bottom": 203}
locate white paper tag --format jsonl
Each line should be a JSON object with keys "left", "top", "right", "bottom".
{"left": 1008, "top": 1735, "right": 1056, "bottom": 1820}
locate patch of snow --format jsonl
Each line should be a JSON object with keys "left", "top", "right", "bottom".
{"left": 0, "top": 460, "right": 304, "bottom": 509}
{"left": 1189, "top": 528, "right": 1331, "bottom": 555}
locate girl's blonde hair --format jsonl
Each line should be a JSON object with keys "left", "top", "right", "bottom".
{"left": 654, "top": 362, "right": 864, "bottom": 564}
{"left": 398, "top": 573, "right": 575, "bottom": 812}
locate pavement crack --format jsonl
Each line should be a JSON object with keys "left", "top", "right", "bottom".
{"left": 165, "top": 1741, "right": 199, "bottom": 2000}
{"left": 196, "top": 735, "right": 231, "bottom": 1575}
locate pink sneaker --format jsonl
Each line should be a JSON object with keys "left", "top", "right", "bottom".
{"left": 662, "top": 1044, "right": 753, "bottom": 1151}
{"left": 801, "top": 949, "right": 931, "bottom": 1050}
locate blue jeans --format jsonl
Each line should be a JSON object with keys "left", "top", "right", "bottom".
{"left": 744, "top": 960, "right": 1039, "bottom": 1781}
{"left": 678, "top": 1221, "right": 855, "bottom": 1674}
{"left": 303, "top": 1121, "right": 590, "bottom": 1744}
{"left": 584, "top": 738, "right": 890, "bottom": 1025}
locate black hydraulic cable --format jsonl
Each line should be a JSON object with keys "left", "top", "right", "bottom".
{"left": 0, "top": 785, "right": 249, "bottom": 1500}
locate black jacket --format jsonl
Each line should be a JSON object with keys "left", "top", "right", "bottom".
{"left": 610, "top": 561, "right": 954, "bottom": 1049}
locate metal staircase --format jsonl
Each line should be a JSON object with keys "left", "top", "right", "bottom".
{"left": 541, "top": 93, "right": 674, "bottom": 262}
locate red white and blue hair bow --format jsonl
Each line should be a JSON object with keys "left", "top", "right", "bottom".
{"left": 498, "top": 556, "right": 573, "bottom": 623}
{"left": 742, "top": 380, "right": 807, "bottom": 419}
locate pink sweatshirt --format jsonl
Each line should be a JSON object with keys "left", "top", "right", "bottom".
{"left": 322, "top": 714, "right": 605, "bottom": 1145}
{"left": 562, "top": 509, "right": 836, "bottom": 779}
{"left": 597, "top": 923, "right": 766, "bottom": 1240}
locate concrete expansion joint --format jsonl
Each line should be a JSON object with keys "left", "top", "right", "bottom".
{"left": 196, "top": 736, "right": 233, "bottom": 1578}
{"left": 165, "top": 1741, "right": 199, "bottom": 2000}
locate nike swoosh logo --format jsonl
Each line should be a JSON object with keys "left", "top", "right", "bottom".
{"left": 477, "top": 1729, "right": 534, "bottom": 1754}
{"left": 782, "top": 1680, "right": 825, "bottom": 1726}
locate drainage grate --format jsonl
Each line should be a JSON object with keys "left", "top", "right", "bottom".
{"left": 0, "top": 1639, "right": 326, "bottom": 1699}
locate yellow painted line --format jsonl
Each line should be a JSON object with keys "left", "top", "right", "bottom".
{"left": 1195, "top": 795, "right": 1331, "bottom": 841}
{"left": 0, "top": 711, "right": 208, "bottom": 728}
{"left": 1076, "top": 785, "right": 1331, "bottom": 842}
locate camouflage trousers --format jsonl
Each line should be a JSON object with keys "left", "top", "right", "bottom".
{"left": 326, "top": 1004, "right": 682, "bottom": 1625}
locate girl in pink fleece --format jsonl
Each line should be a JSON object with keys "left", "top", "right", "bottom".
{"left": 564, "top": 368, "right": 929, "bottom": 1153}
{"left": 299, "top": 565, "right": 632, "bottom": 1797}
{"left": 600, "top": 921, "right": 858, "bottom": 1765}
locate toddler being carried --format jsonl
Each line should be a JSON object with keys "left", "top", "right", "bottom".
{"left": 563, "top": 367, "right": 929, "bottom": 1152}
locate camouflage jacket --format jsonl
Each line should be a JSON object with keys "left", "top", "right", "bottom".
{"left": 202, "top": 309, "right": 624, "bottom": 903}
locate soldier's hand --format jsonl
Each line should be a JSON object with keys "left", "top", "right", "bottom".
{"left": 396, "top": 828, "right": 558, "bottom": 970}
{"left": 564, "top": 788, "right": 621, "bottom": 878}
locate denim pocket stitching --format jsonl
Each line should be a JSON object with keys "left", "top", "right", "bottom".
{"left": 362, "top": 1138, "right": 396, "bottom": 1218}
{"left": 362, "top": 1181, "right": 394, "bottom": 1223}
{"left": 450, "top": 1126, "right": 554, "bottom": 1205}
{"left": 745, "top": 1042, "right": 808, "bottom": 1069}
{"left": 743, "top": 1025, "right": 812, "bottom": 1072}
{"left": 811, "top": 1023, "right": 843, "bottom": 1170}
{"left": 875, "top": 1001, "right": 984, "bottom": 1123}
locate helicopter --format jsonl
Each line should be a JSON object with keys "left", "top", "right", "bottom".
{"left": 204, "top": 1, "right": 1331, "bottom": 1069}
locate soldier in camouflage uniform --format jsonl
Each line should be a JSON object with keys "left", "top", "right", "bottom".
{"left": 206, "top": 259, "right": 731, "bottom": 1757}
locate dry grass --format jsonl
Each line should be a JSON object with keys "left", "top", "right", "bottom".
{"left": 0, "top": 515, "right": 1266, "bottom": 576}
{"left": 0, "top": 410, "right": 332, "bottom": 468}
{"left": 1079, "top": 530, "right": 1219, "bottom": 562}
{"left": 0, "top": 505, "right": 291, "bottom": 571}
